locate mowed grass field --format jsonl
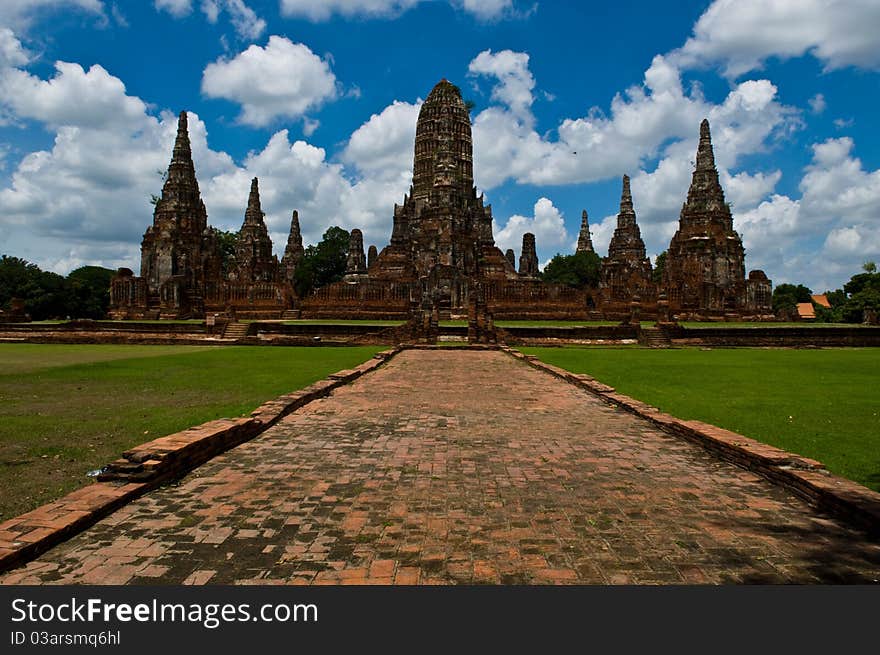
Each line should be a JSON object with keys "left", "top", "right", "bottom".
{"left": 0, "top": 344, "right": 383, "bottom": 518}
{"left": 520, "top": 346, "right": 880, "bottom": 492}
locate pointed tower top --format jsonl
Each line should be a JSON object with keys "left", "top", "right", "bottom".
{"left": 425, "top": 78, "right": 463, "bottom": 105}
{"left": 171, "top": 110, "right": 192, "bottom": 165}
{"left": 244, "top": 177, "right": 264, "bottom": 225}
{"left": 281, "top": 208, "right": 305, "bottom": 280}
{"left": 412, "top": 78, "right": 473, "bottom": 200}
{"left": 607, "top": 173, "right": 646, "bottom": 261}
{"left": 577, "top": 209, "right": 594, "bottom": 254}
{"left": 618, "top": 174, "right": 635, "bottom": 222}
{"left": 696, "top": 118, "right": 716, "bottom": 171}
{"left": 288, "top": 209, "right": 301, "bottom": 237}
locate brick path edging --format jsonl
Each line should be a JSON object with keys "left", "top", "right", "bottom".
{"left": 0, "top": 348, "right": 401, "bottom": 574}
{"left": 501, "top": 346, "right": 880, "bottom": 535}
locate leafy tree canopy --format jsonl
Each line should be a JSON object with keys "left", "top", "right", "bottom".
{"left": 771, "top": 283, "right": 812, "bottom": 314}
{"left": 652, "top": 250, "right": 667, "bottom": 285}
{"left": 293, "top": 226, "right": 350, "bottom": 297}
{"left": 210, "top": 228, "right": 239, "bottom": 275}
{"left": 0, "top": 255, "right": 114, "bottom": 320}
{"left": 814, "top": 262, "right": 880, "bottom": 323}
{"left": 541, "top": 251, "right": 601, "bottom": 289}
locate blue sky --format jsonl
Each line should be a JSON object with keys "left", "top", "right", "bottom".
{"left": 0, "top": 0, "right": 878, "bottom": 292}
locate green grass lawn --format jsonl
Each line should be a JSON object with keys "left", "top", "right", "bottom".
{"left": 519, "top": 346, "right": 880, "bottom": 492}
{"left": 440, "top": 320, "right": 629, "bottom": 327}
{"left": 678, "top": 321, "right": 862, "bottom": 328}
{"left": 281, "top": 320, "right": 404, "bottom": 326}
{"left": 0, "top": 344, "right": 383, "bottom": 519}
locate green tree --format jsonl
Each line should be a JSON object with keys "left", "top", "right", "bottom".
{"left": 210, "top": 228, "right": 239, "bottom": 275}
{"left": 814, "top": 263, "right": 880, "bottom": 323}
{"left": 293, "top": 226, "right": 350, "bottom": 297}
{"left": 771, "top": 283, "right": 812, "bottom": 315}
{"left": 652, "top": 250, "right": 667, "bottom": 285}
{"left": 541, "top": 251, "right": 601, "bottom": 288}
{"left": 1, "top": 256, "right": 117, "bottom": 320}
{"left": 67, "top": 266, "right": 115, "bottom": 319}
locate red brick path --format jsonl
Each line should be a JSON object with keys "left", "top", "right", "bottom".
{"left": 2, "top": 350, "right": 879, "bottom": 584}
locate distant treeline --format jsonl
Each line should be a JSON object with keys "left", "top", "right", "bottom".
{"left": 771, "top": 262, "right": 880, "bottom": 323}
{"left": 0, "top": 255, "right": 114, "bottom": 320}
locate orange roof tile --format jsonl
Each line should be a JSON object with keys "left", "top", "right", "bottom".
{"left": 797, "top": 302, "right": 816, "bottom": 319}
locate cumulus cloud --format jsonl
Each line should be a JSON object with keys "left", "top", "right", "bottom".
{"left": 154, "top": 0, "right": 192, "bottom": 17}
{"left": 468, "top": 52, "right": 799, "bottom": 195}
{"left": 342, "top": 100, "right": 421, "bottom": 179}
{"left": 155, "top": 0, "right": 265, "bottom": 40}
{"left": 0, "top": 61, "right": 150, "bottom": 131}
{"left": 808, "top": 93, "right": 826, "bottom": 115}
{"left": 730, "top": 136, "right": 880, "bottom": 290}
{"left": 671, "top": 0, "right": 880, "bottom": 77}
{"left": 200, "top": 0, "right": 265, "bottom": 39}
{"left": 493, "top": 197, "right": 570, "bottom": 256}
{"left": 201, "top": 36, "right": 338, "bottom": 127}
{"left": 468, "top": 49, "right": 535, "bottom": 122}
{"left": 279, "top": 0, "right": 515, "bottom": 22}
{"left": 0, "top": 30, "right": 414, "bottom": 272}
{"left": 0, "top": 0, "right": 104, "bottom": 30}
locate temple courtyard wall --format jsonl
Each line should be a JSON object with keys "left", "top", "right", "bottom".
{"left": 3, "top": 320, "right": 880, "bottom": 348}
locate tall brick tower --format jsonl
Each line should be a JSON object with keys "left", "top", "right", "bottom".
{"left": 664, "top": 119, "right": 746, "bottom": 314}
{"left": 601, "top": 175, "right": 653, "bottom": 304}
{"left": 372, "top": 79, "right": 513, "bottom": 287}
{"left": 139, "top": 110, "right": 219, "bottom": 316}
{"left": 231, "top": 177, "right": 278, "bottom": 283}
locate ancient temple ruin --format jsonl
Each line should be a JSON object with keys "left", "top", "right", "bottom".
{"left": 110, "top": 84, "right": 772, "bottom": 323}
{"left": 109, "top": 112, "right": 292, "bottom": 319}
{"left": 664, "top": 119, "right": 772, "bottom": 318}
{"left": 280, "top": 210, "right": 304, "bottom": 285}
{"left": 576, "top": 210, "right": 594, "bottom": 255}
{"left": 301, "top": 79, "right": 590, "bottom": 320}
{"left": 230, "top": 178, "right": 279, "bottom": 284}
{"left": 600, "top": 175, "right": 655, "bottom": 317}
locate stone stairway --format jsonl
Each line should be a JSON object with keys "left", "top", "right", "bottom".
{"left": 222, "top": 322, "right": 251, "bottom": 340}
{"left": 638, "top": 327, "right": 672, "bottom": 348}
{"left": 281, "top": 310, "right": 301, "bottom": 320}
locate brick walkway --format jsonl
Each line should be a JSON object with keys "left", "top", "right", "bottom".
{"left": 2, "top": 350, "right": 879, "bottom": 585}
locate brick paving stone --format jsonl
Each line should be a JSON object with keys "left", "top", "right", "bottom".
{"left": 2, "top": 350, "right": 879, "bottom": 585}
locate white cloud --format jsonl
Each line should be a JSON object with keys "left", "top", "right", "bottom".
{"left": 0, "top": 29, "right": 416, "bottom": 271}
{"left": 154, "top": 0, "right": 192, "bottom": 18}
{"left": 458, "top": 0, "right": 513, "bottom": 21}
{"left": 823, "top": 225, "right": 880, "bottom": 260}
{"left": 493, "top": 197, "right": 570, "bottom": 255}
{"left": 279, "top": 0, "right": 515, "bottom": 21}
{"left": 0, "top": 28, "right": 30, "bottom": 69}
{"left": 808, "top": 93, "right": 826, "bottom": 114}
{"left": 342, "top": 100, "right": 421, "bottom": 180}
{"left": 672, "top": 0, "right": 880, "bottom": 77}
{"left": 0, "top": 0, "right": 104, "bottom": 30}
{"left": 155, "top": 0, "right": 265, "bottom": 40}
{"left": 469, "top": 52, "right": 798, "bottom": 193}
{"left": 0, "top": 61, "right": 149, "bottom": 131}
{"left": 200, "top": 0, "right": 265, "bottom": 39}
{"left": 730, "top": 136, "right": 880, "bottom": 290}
{"left": 201, "top": 36, "right": 338, "bottom": 127}
{"left": 468, "top": 49, "right": 534, "bottom": 121}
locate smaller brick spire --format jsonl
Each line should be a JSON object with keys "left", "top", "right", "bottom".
{"left": 519, "top": 233, "right": 540, "bottom": 278}
{"left": 576, "top": 210, "right": 594, "bottom": 254}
